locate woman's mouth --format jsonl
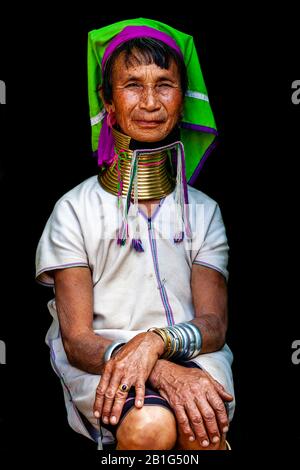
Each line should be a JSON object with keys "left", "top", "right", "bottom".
{"left": 134, "top": 120, "right": 164, "bottom": 128}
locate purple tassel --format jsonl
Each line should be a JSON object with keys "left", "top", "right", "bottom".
{"left": 97, "top": 113, "right": 115, "bottom": 166}
{"left": 174, "top": 231, "right": 184, "bottom": 243}
{"left": 131, "top": 238, "right": 145, "bottom": 252}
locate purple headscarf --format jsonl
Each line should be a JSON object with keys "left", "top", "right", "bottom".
{"left": 102, "top": 25, "right": 183, "bottom": 70}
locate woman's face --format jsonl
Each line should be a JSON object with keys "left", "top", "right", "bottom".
{"left": 104, "top": 50, "right": 184, "bottom": 142}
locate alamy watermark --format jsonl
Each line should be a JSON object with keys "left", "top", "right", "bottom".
{"left": 0, "top": 80, "right": 6, "bottom": 104}
{"left": 291, "top": 340, "right": 300, "bottom": 365}
{"left": 291, "top": 80, "right": 300, "bottom": 105}
{"left": 0, "top": 340, "right": 6, "bottom": 364}
{"left": 97, "top": 202, "right": 205, "bottom": 248}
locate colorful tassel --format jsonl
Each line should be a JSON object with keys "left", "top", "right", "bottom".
{"left": 116, "top": 148, "right": 144, "bottom": 250}
{"left": 130, "top": 150, "right": 144, "bottom": 252}
{"left": 173, "top": 143, "right": 192, "bottom": 243}
{"left": 131, "top": 238, "right": 144, "bottom": 252}
{"left": 174, "top": 231, "right": 184, "bottom": 243}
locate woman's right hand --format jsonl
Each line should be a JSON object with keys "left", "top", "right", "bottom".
{"left": 94, "top": 331, "right": 165, "bottom": 426}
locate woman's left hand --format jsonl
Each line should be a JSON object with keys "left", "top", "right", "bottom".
{"left": 149, "top": 359, "right": 233, "bottom": 447}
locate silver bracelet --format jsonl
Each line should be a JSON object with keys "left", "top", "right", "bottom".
{"left": 103, "top": 341, "right": 125, "bottom": 363}
{"left": 182, "top": 322, "right": 202, "bottom": 359}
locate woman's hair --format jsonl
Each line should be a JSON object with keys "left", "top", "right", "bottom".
{"left": 101, "top": 37, "right": 188, "bottom": 103}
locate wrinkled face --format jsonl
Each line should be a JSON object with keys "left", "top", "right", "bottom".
{"left": 104, "top": 50, "right": 184, "bottom": 142}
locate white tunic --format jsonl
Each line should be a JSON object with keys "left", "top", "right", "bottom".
{"left": 35, "top": 175, "right": 235, "bottom": 443}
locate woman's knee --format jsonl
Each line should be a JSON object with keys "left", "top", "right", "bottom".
{"left": 116, "top": 406, "right": 177, "bottom": 450}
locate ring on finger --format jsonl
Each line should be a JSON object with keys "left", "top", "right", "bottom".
{"left": 118, "top": 383, "right": 130, "bottom": 393}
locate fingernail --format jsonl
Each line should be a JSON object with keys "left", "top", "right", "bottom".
{"left": 212, "top": 436, "right": 220, "bottom": 443}
{"left": 223, "top": 426, "right": 229, "bottom": 433}
{"left": 94, "top": 411, "right": 100, "bottom": 418}
{"left": 103, "top": 416, "right": 109, "bottom": 424}
{"left": 110, "top": 416, "right": 117, "bottom": 424}
{"left": 202, "top": 440, "right": 209, "bottom": 447}
{"left": 189, "top": 436, "right": 195, "bottom": 442}
{"left": 137, "top": 400, "right": 142, "bottom": 407}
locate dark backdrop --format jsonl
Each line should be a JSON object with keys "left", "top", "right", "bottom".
{"left": 0, "top": 6, "right": 299, "bottom": 462}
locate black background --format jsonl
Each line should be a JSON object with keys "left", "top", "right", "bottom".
{"left": 0, "top": 5, "right": 299, "bottom": 463}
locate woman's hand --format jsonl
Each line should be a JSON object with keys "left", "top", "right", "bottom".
{"left": 149, "top": 360, "right": 233, "bottom": 448}
{"left": 93, "top": 332, "right": 164, "bottom": 426}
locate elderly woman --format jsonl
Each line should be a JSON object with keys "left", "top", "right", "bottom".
{"left": 36, "top": 18, "right": 235, "bottom": 450}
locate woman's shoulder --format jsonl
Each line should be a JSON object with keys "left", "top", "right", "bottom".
{"left": 53, "top": 175, "right": 112, "bottom": 210}
{"left": 187, "top": 184, "right": 218, "bottom": 208}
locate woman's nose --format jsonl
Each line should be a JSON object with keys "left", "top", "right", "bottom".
{"left": 139, "top": 86, "right": 161, "bottom": 111}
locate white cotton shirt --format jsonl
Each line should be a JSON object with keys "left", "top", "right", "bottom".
{"left": 36, "top": 175, "right": 235, "bottom": 443}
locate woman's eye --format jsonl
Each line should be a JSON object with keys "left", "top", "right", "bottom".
{"left": 158, "top": 83, "right": 172, "bottom": 88}
{"left": 126, "top": 83, "right": 140, "bottom": 88}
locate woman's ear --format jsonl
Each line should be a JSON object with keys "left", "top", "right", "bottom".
{"left": 106, "top": 102, "right": 115, "bottom": 115}
{"left": 99, "top": 87, "right": 115, "bottom": 114}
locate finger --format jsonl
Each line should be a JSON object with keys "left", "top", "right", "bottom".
{"left": 196, "top": 396, "right": 220, "bottom": 446}
{"left": 206, "top": 392, "right": 229, "bottom": 435}
{"left": 101, "top": 369, "right": 125, "bottom": 424}
{"left": 213, "top": 382, "right": 233, "bottom": 401}
{"left": 109, "top": 386, "right": 131, "bottom": 425}
{"left": 202, "top": 370, "right": 234, "bottom": 401}
{"left": 184, "top": 401, "right": 211, "bottom": 448}
{"left": 208, "top": 376, "right": 234, "bottom": 401}
{"left": 93, "top": 362, "right": 113, "bottom": 418}
{"left": 174, "top": 405, "right": 196, "bottom": 443}
{"left": 134, "top": 381, "right": 146, "bottom": 408}
{"left": 158, "top": 389, "right": 171, "bottom": 404}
